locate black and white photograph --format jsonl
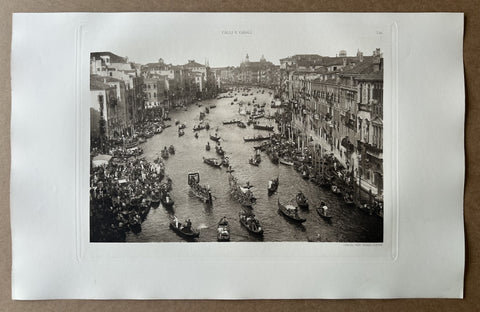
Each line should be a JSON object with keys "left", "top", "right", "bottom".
{"left": 89, "top": 23, "right": 385, "bottom": 243}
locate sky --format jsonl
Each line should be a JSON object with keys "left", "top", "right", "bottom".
{"left": 87, "top": 13, "right": 389, "bottom": 67}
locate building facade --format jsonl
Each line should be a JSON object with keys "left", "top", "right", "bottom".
{"left": 281, "top": 49, "right": 384, "bottom": 196}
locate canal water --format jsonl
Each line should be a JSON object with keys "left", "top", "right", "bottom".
{"left": 126, "top": 88, "right": 383, "bottom": 243}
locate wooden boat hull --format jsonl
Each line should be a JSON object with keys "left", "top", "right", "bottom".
{"left": 203, "top": 157, "right": 222, "bottom": 168}
{"left": 161, "top": 199, "right": 174, "bottom": 209}
{"left": 150, "top": 198, "right": 161, "bottom": 208}
{"left": 253, "top": 125, "right": 274, "bottom": 131}
{"left": 278, "top": 201, "right": 306, "bottom": 223}
{"left": 316, "top": 207, "right": 333, "bottom": 220}
{"left": 279, "top": 159, "right": 293, "bottom": 166}
{"left": 239, "top": 218, "right": 263, "bottom": 235}
{"left": 243, "top": 136, "right": 270, "bottom": 142}
{"left": 217, "top": 224, "right": 230, "bottom": 242}
{"left": 223, "top": 120, "right": 238, "bottom": 125}
{"left": 169, "top": 222, "right": 199, "bottom": 239}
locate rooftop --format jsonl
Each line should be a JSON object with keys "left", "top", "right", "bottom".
{"left": 184, "top": 60, "right": 205, "bottom": 68}
{"left": 91, "top": 52, "right": 128, "bottom": 64}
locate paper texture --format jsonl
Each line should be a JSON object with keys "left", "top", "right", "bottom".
{"left": 10, "top": 13, "right": 464, "bottom": 299}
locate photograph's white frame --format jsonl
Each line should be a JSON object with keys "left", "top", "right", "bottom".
{"left": 10, "top": 13, "right": 464, "bottom": 299}
{"left": 78, "top": 13, "right": 397, "bottom": 260}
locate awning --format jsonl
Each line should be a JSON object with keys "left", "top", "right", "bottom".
{"left": 92, "top": 154, "right": 112, "bottom": 167}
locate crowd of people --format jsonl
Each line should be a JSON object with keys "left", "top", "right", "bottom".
{"left": 90, "top": 156, "right": 165, "bottom": 242}
{"left": 259, "top": 132, "right": 382, "bottom": 215}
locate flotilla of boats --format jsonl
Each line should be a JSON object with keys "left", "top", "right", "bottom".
{"left": 101, "top": 87, "right": 380, "bottom": 243}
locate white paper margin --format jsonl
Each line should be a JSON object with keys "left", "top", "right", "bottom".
{"left": 11, "top": 13, "right": 464, "bottom": 299}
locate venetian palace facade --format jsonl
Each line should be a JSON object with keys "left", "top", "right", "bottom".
{"left": 280, "top": 49, "right": 384, "bottom": 198}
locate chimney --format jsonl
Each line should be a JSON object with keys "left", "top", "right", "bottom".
{"left": 373, "top": 48, "right": 381, "bottom": 72}
{"left": 357, "top": 50, "right": 364, "bottom": 63}
{"left": 343, "top": 58, "right": 347, "bottom": 67}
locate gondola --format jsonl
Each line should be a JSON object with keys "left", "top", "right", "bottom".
{"left": 160, "top": 192, "right": 175, "bottom": 209}
{"left": 169, "top": 216, "right": 199, "bottom": 239}
{"left": 193, "top": 125, "right": 205, "bottom": 131}
{"left": 316, "top": 203, "right": 332, "bottom": 221}
{"left": 178, "top": 129, "right": 185, "bottom": 137}
{"left": 210, "top": 134, "right": 221, "bottom": 142}
{"left": 203, "top": 157, "right": 222, "bottom": 168}
{"left": 249, "top": 157, "right": 260, "bottom": 166}
{"left": 216, "top": 146, "right": 225, "bottom": 156}
{"left": 251, "top": 113, "right": 265, "bottom": 119}
{"left": 243, "top": 135, "right": 270, "bottom": 142}
{"left": 237, "top": 121, "right": 246, "bottom": 128}
{"left": 195, "top": 132, "right": 199, "bottom": 139}
{"left": 179, "top": 123, "right": 186, "bottom": 129}
{"left": 277, "top": 200, "right": 306, "bottom": 223}
{"left": 217, "top": 217, "right": 230, "bottom": 242}
{"left": 223, "top": 119, "right": 238, "bottom": 125}
{"left": 267, "top": 178, "right": 278, "bottom": 196}
{"left": 161, "top": 149, "right": 169, "bottom": 159}
{"left": 150, "top": 194, "right": 161, "bottom": 208}
{"left": 270, "top": 153, "right": 279, "bottom": 164}
{"left": 209, "top": 104, "right": 216, "bottom": 109}
{"left": 279, "top": 158, "right": 294, "bottom": 166}
{"left": 253, "top": 124, "right": 274, "bottom": 131}
{"left": 188, "top": 172, "right": 213, "bottom": 204}
{"left": 221, "top": 156, "right": 230, "bottom": 167}
{"left": 239, "top": 210, "right": 263, "bottom": 235}
{"left": 139, "top": 201, "right": 151, "bottom": 221}
{"left": 296, "top": 192, "right": 309, "bottom": 209}
{"left": 205, "top": 123, "right": 210, "bottom": 130}
{"left": 168, "top": 145, "right": 175, "bottom": 154}
{"left": 205, "top": 142, "right": 211, "bottom": 151}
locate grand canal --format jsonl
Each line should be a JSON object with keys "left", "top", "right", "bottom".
{"left": 126, "top": 89, "right": 383, "bottom": 242}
